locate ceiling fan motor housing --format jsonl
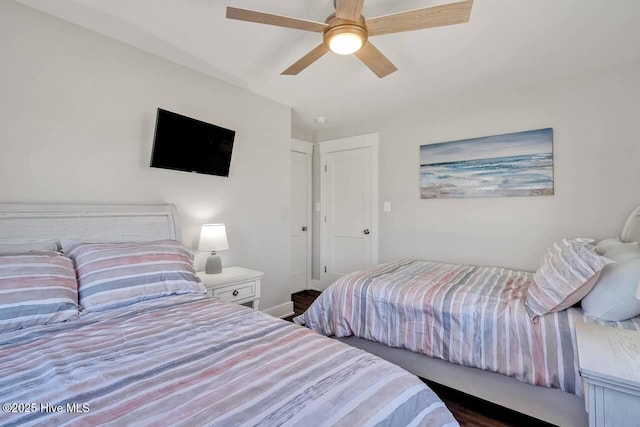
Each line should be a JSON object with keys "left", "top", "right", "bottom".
{"left": 323, "top": 14, "right": 368, "bottom": 50}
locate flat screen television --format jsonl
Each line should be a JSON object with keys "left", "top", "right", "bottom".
{"left": 150, "top": 108, "right": 235, "bottom": 177}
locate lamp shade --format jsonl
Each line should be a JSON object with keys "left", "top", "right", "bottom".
{"left": 198, "top": 224, "right": 229, "bottom": 252}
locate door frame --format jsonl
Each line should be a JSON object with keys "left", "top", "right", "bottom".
{"left": 318, "top": 133, "right": 379, "bottom": 288}
{"left": 291, "top": 139, "right": 313, "bottom": 289}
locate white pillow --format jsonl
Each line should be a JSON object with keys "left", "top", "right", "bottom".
{"left": 595, "top": 237, "right": 623, "bottom": 255}
{"left": 582, "top": 243, "right": 640, "bottom": 321}
{"left": 601, "top": 241, "right": 640, "bottom": 262}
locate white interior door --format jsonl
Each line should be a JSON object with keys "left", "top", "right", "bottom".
{"left": 320, "top": 134, "right": 378, "bottom": 287}
{"left": 291, "top": 140, "right": 312, "bottom": 291}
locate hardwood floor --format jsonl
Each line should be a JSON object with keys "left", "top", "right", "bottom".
{"left": 291, "top": 289, "right": 321, "bottom": 316}
{"left": 287, "top": 290, "right": 554, "bottom": 426}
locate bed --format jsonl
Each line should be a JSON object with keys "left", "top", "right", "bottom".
{"left": 0, "top": 204, "right": 457, "bottom": 427}
{"left": 296, "top": 207, "right": 640, "bottom": 427}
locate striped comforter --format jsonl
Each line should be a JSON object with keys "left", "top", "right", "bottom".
{"left": 0, "top": 294, "right": 457, "bottom": 427}
{"left": 295, "top": 259, "right": 640, "bottom": 397}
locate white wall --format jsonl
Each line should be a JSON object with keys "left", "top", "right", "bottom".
{"left": 0, "top": 2, "right": 293, "bottom": 310}
{"left": 314, "top": 61, "right": 640, "bottom": 272}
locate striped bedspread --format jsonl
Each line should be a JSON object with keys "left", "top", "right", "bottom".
{"left": 295, "top": 259, "right": 640, "bottom": 397}
{"left": 0, "top": 294, "right": 457, "bottom": 427}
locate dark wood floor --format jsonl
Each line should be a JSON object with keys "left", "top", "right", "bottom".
{"left": 292, "top": 289, "right": 321, "bottom": 316}
{"left": 287, "top": 289, "right": 555, "bottom": 426}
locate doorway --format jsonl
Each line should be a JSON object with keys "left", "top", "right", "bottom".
{"left": 318, "top": 133, "right": 378, "bottom": 288}
{"left": 291, "top": 139, "right": 313, "bottom": 290}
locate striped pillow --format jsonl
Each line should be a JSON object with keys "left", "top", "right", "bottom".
{"left": 525, "top": 238, "right": 614, "bottom": 318}
{"left": 0, "top": 251, "right": 78, "bottom": 332}
{"left": 65, "top": 240, "right": 206, "bottom": 312}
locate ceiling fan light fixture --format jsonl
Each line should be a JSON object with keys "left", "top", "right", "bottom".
{"left": 323, "top": 22, "right": 367, "bottom": 56}
{"left": 329, "top": 32, "right": 363, "bottom": 55}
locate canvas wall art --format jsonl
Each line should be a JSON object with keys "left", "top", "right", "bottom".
{"left": 419, "top": 128, "right": 554, "bottom": 199}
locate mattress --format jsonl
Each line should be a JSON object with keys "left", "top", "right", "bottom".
{"left": 0, "top": 294, "right": 457, "bottom": 426}
{"left": 295, "top": 259, "right": 640, "bottom": 397}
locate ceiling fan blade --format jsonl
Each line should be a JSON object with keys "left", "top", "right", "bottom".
{"left": 354, "top": 41, "right": 397, "bottom": 78}
{"left": 366, "top": 0, "right": 473, "bottom": 36}
{"left": 226, "top": 7, "right": 328, "bottom": 33}
{"left": 335, "top": 0, "right": 365, "bottom": 21}
{"left": 281, "top": 44, "right": 330, "bottom": 75}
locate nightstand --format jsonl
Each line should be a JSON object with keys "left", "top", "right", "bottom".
{"left": 576, "top": 321, "right": 640, "bottom": 427}
{"left": 197, "top": 266, "right": 263, "bottom": 309}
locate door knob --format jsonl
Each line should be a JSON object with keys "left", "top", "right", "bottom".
{"left": 363, "top": 229, "right": 370, "bottom": 235}
{"left": 302, "top": 226, "right": 308, "bottom": 231}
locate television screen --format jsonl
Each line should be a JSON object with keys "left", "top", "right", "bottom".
{"left": 150, "top": 108, "right": 235, "bottom": 177}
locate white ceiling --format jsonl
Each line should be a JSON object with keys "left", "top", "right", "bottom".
{"left": 15, "top": 0, "right": 640, "bottom": 134}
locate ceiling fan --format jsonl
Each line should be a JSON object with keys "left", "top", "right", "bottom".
{"left": 226, "top": 0, "right": 473, "bottom": 78}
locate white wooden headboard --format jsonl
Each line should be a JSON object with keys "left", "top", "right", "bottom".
{"left": 621, "top": 206, "right": 640, "bottom": 243}
{"left": 0, "top": 204, "right": 179, "bottom": 243}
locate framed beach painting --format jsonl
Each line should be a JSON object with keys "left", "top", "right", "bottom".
{"left": 419, "top": 128, "right": 554, "bottom": 199}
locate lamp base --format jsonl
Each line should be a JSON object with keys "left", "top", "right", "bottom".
{"left": 205, "top": 254, "right": 223, "bottom": 274}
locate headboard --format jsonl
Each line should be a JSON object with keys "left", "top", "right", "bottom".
{"left": 621, "top": 206, "right": 640, "bottom": 243}
{"left": 0, "top": 204, "right": 179, "bottom": 243}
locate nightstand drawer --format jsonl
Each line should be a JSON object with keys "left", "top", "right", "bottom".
{"left": 211, "top": 281, "right": 256, "bottom": 302}
{"left": 197, "top": 267, "right": 263, "bottom": 310}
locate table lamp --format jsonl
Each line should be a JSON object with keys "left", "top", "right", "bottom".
{"left": 198, "top": 224, "right": 229, "bottom": 274}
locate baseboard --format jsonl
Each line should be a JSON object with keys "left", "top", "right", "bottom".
{"left": 309, "top": 280, "right": 323, "bottom": 292}
{"left": 262, "top": 301, "right": 294, "bottom": 319}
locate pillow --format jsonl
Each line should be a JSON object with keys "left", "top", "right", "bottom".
{"left": 581, "top": 243, "right": 640, "bottom": 321}
{"left": 0, "top": 251, "right": 78, "bottom": 332}
{"left": 525, "top": 238, "right": 614, "bottom": 318}
{"left": 599, "top": 241, "right": 639, "bottom": 262}
{"left": 65, "top": 240, "right": 206, "bottom": 312}
{"left": 0, "top": 240, "right": 60, "bottom": 254}
{"left": 595, "top": 237, "right": 625, "bottom": 255}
